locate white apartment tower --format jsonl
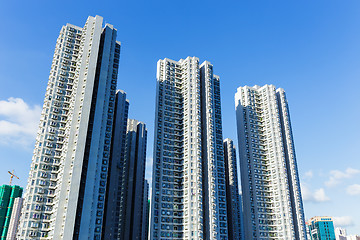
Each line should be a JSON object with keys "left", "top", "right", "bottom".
{"left": 142, "top": 180, "right": 150, "bottom": 240}
{"left": 223, "top": 138, "right": 243, "bottom": 240}
{"left": 150, "top": 57, "right": 228, "bottom": 240}
{"left": 103, "top": 90, "right": 129, "bottom": 239}
{"left": 120, "top": 119, "right": 148, "bottom": 240}
{"left": 18, "top": 16, "right": 122, "bottom": 240}
{"left": 6, "top": 198, "right": 23, "bottom": 240}
{"left": 235, "top": 85, "right": 307, "bottom": 240}
{"left": 335, "top": 227, "right": 347, "bottom": 240}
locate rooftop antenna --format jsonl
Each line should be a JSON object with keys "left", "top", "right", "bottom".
{"left": 8, "top": 170, "right": 19, "bottom": 185}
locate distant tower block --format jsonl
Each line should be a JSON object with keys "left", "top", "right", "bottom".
{"left": 307, "top": 216, "right": 336, "bottom": 240}
{"left": 0, "top": 185, "right": 23, "bottom": 239}
{"left": 6, "top": 197, "right": 23, "bottom": 240}
{"left": 223, "top": 138, "right": 243, "bottom": 240}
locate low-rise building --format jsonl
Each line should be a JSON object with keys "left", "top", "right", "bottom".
{"left": 307, "top": 216, "right": 336, "bottom": 240}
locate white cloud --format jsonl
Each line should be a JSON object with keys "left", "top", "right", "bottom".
{"left": 301, "top": 184, "right": 330, "bottom": 203}
{"left": 0, "top": 97, "right": 41, "bottom": 148}
{"left": 333, "top": 216, "right": 354, "bottom": 227}
{"left": 304, "top": 170, "right": 313, "bottom": 180}
{"left": 301, "top": 184, "right": 312, "bottom": 201}
{"left": 346, "top": 184, "right": 360, "bottom": 196}
{"left": 325, "top": 168, "right": 360, "bottom": 187}
{"left": 313, "top": 188, "right": 330, "bottom": 202}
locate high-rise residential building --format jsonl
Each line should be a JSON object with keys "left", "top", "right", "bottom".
{"left": 307, "top": 216, "right": 335, "bottom": 240}
{"left": 6, "top": 197, "right": 23, "bottom": 240}
{"left": 306, "top": 222, "right": 312, "bottom": 240}
{"left": 119, "top": 119, "right": 147, "bottom": 240}
{"left": 150, "top": 57, "right": 228, "bottom": 240}
{"left": 235, "top": 84, "right": 307, "bottom": 240}
{"left": 223, "top": 138, "right": 243, "bottom": 240}
{"left": 142, "top": 180, "right": 150, "bottom": 240}
{"left": 238, "top": 193, "right": 245, "bottom": 239}
{"left": 0, "top": 185, "right": 23, "bottom": 239}
{"left": 335, "top": 227, "right": 347, "bottom": 240}
{"left": 103, "top": 90, "right": 129, "bottom": 240}
{"left": 334, "top": 230, "right": 360, "bottom": 240}
{"left": 18, "top": 16, "right": 122, "bottom": 239}
{"left": 347, "top": 235, "right": 360, "bottom": 240}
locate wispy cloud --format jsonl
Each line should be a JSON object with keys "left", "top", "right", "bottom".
{"left": 346, "top": 184, "right": 360, "bottom": 196}
{"left": 304, "top": 170, "right": 313, "bottom": 180}
{"left": 301, "top": 184, "right": 330, "bottom": 203}
{"left": 333, "top": 216, "right": 354, "bottom": 227}
{"left": 325, "top": 168, "right": 360, "bottom": 187}
{"left": 0, "top": 97, "right": 41, "bottom": 148}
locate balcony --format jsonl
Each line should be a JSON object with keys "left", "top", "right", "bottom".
{"left": 45, "top": 142, "right": 53, "bottom": 148}
{"left": 44, "top": 150, "right": 52, "bottom": 156}
{"left": 39, "top": 172, "right": 48, "bottom": 178}
{"left": 28, "top": 231, "right": 37, "bottom": 237}
{"left": 38, "top": 188, "right": 46, "bottom": 194}
{"left": 46, "top": 135, "right": 54, "bottom": 141}
{"left": 35, "top": 197, "right": 44, "bottom": 203}
{"left": 34, "top": 205, "right": 42, "bottom": 211}
{"left": 58, "top": 130, "right": 65, "bottom": 137}
{"left": 48, "top": 182, "right": 56, "bottom": 189}
{"left": 39, "top": 180, "right": 47, "bottom": 186}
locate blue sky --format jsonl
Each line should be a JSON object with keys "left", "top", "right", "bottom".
{"left": 0, "top": 0, "right": 359, "bottom": 235}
